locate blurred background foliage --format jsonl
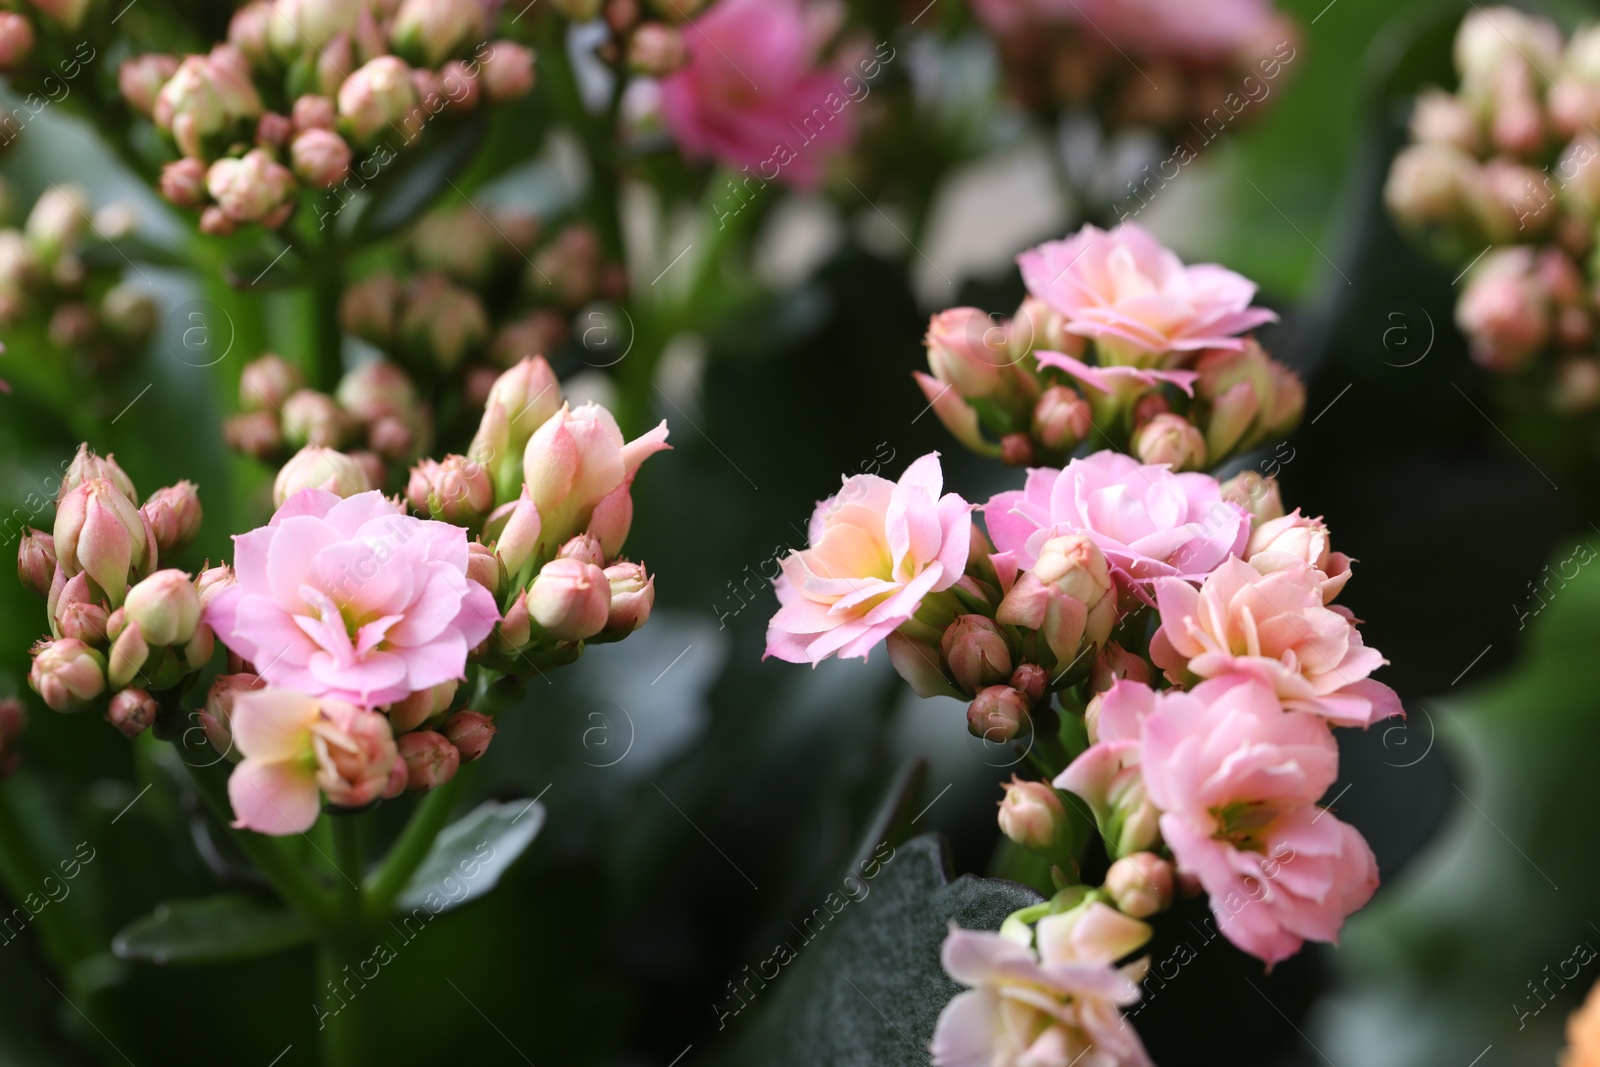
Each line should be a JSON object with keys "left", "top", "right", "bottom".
{"left": 0, "top": 0, "right": 1596, "bottom": 1064}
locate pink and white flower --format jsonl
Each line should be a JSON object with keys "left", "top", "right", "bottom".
{"left": 1018, "top": 224, "right": 1278, "bottom": 366}
{"left": 766, "top": 453, "right": 971, "bottom": 664}
{"left": 206, "top": 489, "right": 499, "bottom": 707}
{"left": 1149, "top": 557, "right": 1401, "bottom": 727}
{"left": 984, "top": 451, "right": 1249, "bottom": 599}
{"left": 658, "top": 0, "right": 856, "bottom": 188}
{"left": 1138, "top": 677, "right": 1379, "bottom": 965}
{"left": 227, "top": 688, "right": 398, "bottom": 835}
{"left": 932, "top": 904, "right": 1154, "bottom": 1067}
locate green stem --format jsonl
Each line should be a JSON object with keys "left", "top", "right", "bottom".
{"left": 362, "top": 769, "right": 469, "bottom": 916}
{"left": 316, "top": 938, "right": 364, "bottom": 1067}
{"left": 331, "top": 815, "right": 366, "bottom": 927}
{"left": 181, "top": 763, "right": 337, "bottom": 926}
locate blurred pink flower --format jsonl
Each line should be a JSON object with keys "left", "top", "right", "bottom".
{"left": 1018, "top": 224, "right": 1277, "bottom": 366}
{"left": 932, "top": 904, "right": 1153, "bottom": 1067}
{"left": 766, "top": 453, "right": 971, "bottom": 664}
{"left": 1150, "top": 557, "right": 1401, "bottom": 727}
{"left": 970, "top": 0, "right": 1278, "bottom": 59}
{"left": 1139, "top": 676, "right": 1379, "bottom": 964}
{"left": 206, "top": 489, "right": 498, "bottom": 707}
{"left": 659, "top": 0, "right": 856, "bottom": 188}
{"left": 984, "top": 451, "right": 1249, "bottom": 598}
{"left": 227, "top": 688, "right": 398, "bottom": 835}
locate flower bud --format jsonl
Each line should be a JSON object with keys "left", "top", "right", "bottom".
{"left": 60, "top": 443, "right": 137, "bottom": 504}
{"left": 1553, "top": 357, "right": 1600, "bottom": 415}
{"left": 391, "top": 0, "right": 488, "bottom": 67}
{"left": 55, "top": 478, "right": 154, "bottom": 605}
{"left": 1088, "top": 641, "right": 1152, "bottom": 696}
{"left": 30, "top": 638, "right": 106, "bottom": 712}
{"left": 1384, "top": 143, "right": 1478, "bottom": 232}
{"left": 387, "top": 680, "right": 457, "bottom": 733}
{"left": 398, "top": 729, "right": 459, "bottom": 791}
{"left": 1409, "top": 89, "right": 1479, "bottom": 153}
{"left": 480, "top": 42, "right": 536, "bottom": 102}
{"left": 629, "top": 23, "right": 687, "bottom": 75}
{"left": 228, "top": 3, "right": 274, "bottom": 68}
{"left": 400, "top": 274, "right": 489, "bottom": 372}
{"left": 1195, "top": 341, "right": 1303, "bottom": 459}
{"left": 469, "top": 357, "right": 564, "bottom": 500}
{"left": 559, "top": 533, "right": 607, "bottom": 567}
{"left": 55, "top": 578, "right": 109, "bottom": 645}
{"left": 465, "top": 541, "right": 502, "bottom": 600}
{"left": 996, "top": 534, "right": 1116, "bottom": 672}
{"left": 886, "top": 631, "right": 959, "bottom": 698}
{"left": 224, "top": 411, "right": 283, "bottom": 459}
{"left": 200, "top": 672, "right": 260, "bottom": 759}
{"left": 106, "top": 619, "right": 149, "bottom": 689}
{"left": 1008, "top": 663, "right": 1047, "bottom": 706}
{"left": 938, "top": 614, "right": 1013, "bottom": 696}
{"left": 341, "top": 273, "right": 400, "bottom": 344}
{"left": 281, "top": 389, "right": 350, "bottom": 449}
{"left": 49, "top": 304, "right": 95, "bottom": 350}
{"left": 1219, "top": 471, "right": 1283, "bottom": 523}
{"left": 926, "top": 307, "right": 1017, "bottom": 401}
{"left": 207, "top": 149, "right": 296, "bottom": 225}
{"left": 119, "top": 54, "right": 178, "bottom": 117}
{"left": 1032, "top": 385, "right": 1091, "bottom": 455}
{"left": 292, "top": 94, "right": 337, "bottom": 131}
{"left": 489, "top": 487, "right": 543, "bottom": 579}
{"left": 1105, "top": 853, "right": 1175, "bottom": 919}
{"left": 532, "top": 224, "right": 602, "bottom": 306}
{"left": 140, "top": 482, "right": 203, "bottom": 556}
{"left": 997, "top": 776, "right": 1067, "bottom": 853}
{"left": 158, "top": 158, "right": 210, "bottom": 210}
{"left": 0, "top": 13, "right": 30, "bottom": 70}
{"left": 24, "top": 186, "right": 86, "bottom": 267}
{"left": 528, "top": 558, "right": 611, "bottom": 641}
{"left": 442, "top": 710, "right": 495, "bottom": 762}
{"left": 268, "top": 0, "right": 365, "bottom": 60}
{"left": 493, "top": 590, "right": 532, "bottom": 653}
{"left": 602, "top": 561, "right": 654, "bottom": 635}
{"left": 273, "top": 446, "right": 374, "bottom": 506}
{"left": 154, "top": 50, "right": 263, "bottom": 159}
{"left": 123, "top": 570, "right": 201, "bottom": 647}
{"left": 107, "top": 688, "right": 159, "bottom": 738}
{"left": 291, "top": 128, "right": 352, "bottom": 188}
{"left": 1457, "top": 249, "right": 1550, "bottom": 372}
{"left": 406, "top": 455, "right": 493, "bottom": 527}
{"left": 255, "top": 112, "right": 293, "bottom": 152}
{"left": 523, "top": 402, "right": 670, "bottom": 549}
{"left": 338, "top": 56, "right": 418, "bottom": 145}
{"left": 967, "top": 685, "right": 1032, "bottom": 743}
{"left": 1131, "top": 413, "right": 1207, "bottom": 471}
{"left": 438, "top": 60, "right": 483, "bottom": 111}
{"left": 17, "top": 528, "right": 55, "bottom": 598}
{"left": 239, "top": 354, "right": 304, "bottom": 413}
{"left": 99, "top": 284, "right": 157, "bottom": 343}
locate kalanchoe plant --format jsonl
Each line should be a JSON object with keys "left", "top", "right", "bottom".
{"left": 765, "top": 223, "right": 1400, "bottom": 1066}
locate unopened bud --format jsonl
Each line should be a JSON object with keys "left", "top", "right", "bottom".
{"left": 107, "top": 688, "right": 159, "bottom": 738}
{"left": 119, "top": 53, "right": 178, "bottom": 116}
{"left": 398, "top": 730, "right": 460, "bottom": 791}
{"left": 391, "top": 0, "right": 488, "bottom": 68}
{"left": 1009, "top": 663, "right": 1048, "bottom": 705}
{"left": 406, "top": 455, "right": 492, "bottom": 526}
{"left": 123, "top": 569, "right": 201, "bottom": 647}
{"left": 602, "top": 561, "right": 654, "bottom": 635}
{"left": 200, "top": 672, "right": 260, "bottom": 759}
{"left": 30, "top": 638, "right": 107, "bottom": 712}
{"left": 1105, "top": 853, "right": 1175, "bottom": 919}
{"left": 291, "top": 93, "right": 337, "bottom": 131}
{"left": 60, "top": 443, "right": 137, "bottom": 504}
{"left": 442, "top": 710, "right": 495, "bottom": 762}
{"left": 282, "top": 389, "right": 350, "bottom": 449}
{"left": 480, "top": 42, "right": 536, "bottom": 102}
{"left": 17, "top": 528, "right": 55, "bottom": 597}
{"left": 939, "top": 614, "right": 1013, "bottom": 695}
{"left": 470, "top": 357, "right": 564, "bottom": 500}
{"left": 290, "top": 128, "right": 353, "bottom": 189}
{"left": 490, "top": 488, "right": 543, "bottom": 579}
{"left": 558, "top": 533, "right": 606, "bottom": 567}
{"left": 158, "top": 158, "right": 209, "bottom": 210}
{"left": 224, "top": 411, "right": 283, "bottom": 459}
{"left": 400, "top": 274, "right": 489, "bottom": 371}
{"left": 388, "top": 680, "right": 457, "bottom": 733}
{"left": 1132, "top": 413, "right": 1207, "bottom": 471}
{"left": 55, "top": 477, "right": 154, "bottom": 606}
{"left": 629, "top": 23, "right": 687, "bottom": 75}
{"left": 466, "top": 541, "right": 502, "bottom": 598}
{"left": 338, "top": 56, "right": 418, "bottom": 145}
{"left": 967, "top": 685, "right": 1031, "bottom": 743}
{"left": 341, "top": 273, "right": 400, "bottom": 344}
{"left": 239, "top": 354, "right": 304, "bottom": 412}
{"left": 997, "top": 776, "right": 1067, "bottom": 853}
{"left": 1089, "top": 641, "right": 1152, "bottom": 695}
{"left": 273, "top": 446, "right": 374, "bottom": 506}
{"left": 528, "top": 558, "right": 610, "bottom": 641}
{"left": 141, "top": 482, "right": 203, "bottom": 556}
{"left": 1032, "top": 386, "right": 1091, "bottom": 455}
{"left": 207, "top": 149, "right": 296, "bottom": 226}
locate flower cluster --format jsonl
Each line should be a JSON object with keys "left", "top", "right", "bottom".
{"left": 767, "top": 223, "right": 1398, "bottom": 1065}
{"left": 969, "top": 0, "right": 1298, "bottom": 139}
{"left": 18, "top": 358, "right": 666, "bottom": 837}
{"left": 1386, "top": 6, "right": 1600, "bottom": 411}
{"left": 0, "top": 184, "right": 155, "bottom": 373}
{"left": 120, "top": 0, "right": 535, "bottom": 235}
{"left": 917, "top": 222, "right": 1301, "bottom": 474}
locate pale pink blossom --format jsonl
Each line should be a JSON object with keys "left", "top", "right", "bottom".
{"left": 522, "top": 402, "right": 670, "bottom": 556}
{"left": 1018, "top": 224, "right": 1277, "bottom": 366}
{"left": 932, "top": 904, "right": 1153, "bottom": 1067}
{"left": 227, "top": 688, "right": 399, "bottom": 835}
{"left": 984, "top": 451, "right": 1249, "bottom": 599}
{"left": 658, "top": 0, "right": 856, "bottom": 188}
{"left": 1149, "top": 557, "right": 1401, "bottom": 727}
{"left": 206, "top": 490, "right": 499, "bottom": 707}
{"left": 1139, "top": 676, "right": 1379, "bottom": 965}
{"left": 766, "top": 453, "right": 971, "bottom": 664}
{"left": 1245, "top": 509, "right": 1351, "bottom": 602}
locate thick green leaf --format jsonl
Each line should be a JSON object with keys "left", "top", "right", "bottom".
{"left": 396, "top": 799, "right": 545, "bottom": 914}
{"left": 111, "top": 895, "right": 312, "bottom": 966}
{"left": 715, "top": 834, "right": 1040, "bottom": 1066}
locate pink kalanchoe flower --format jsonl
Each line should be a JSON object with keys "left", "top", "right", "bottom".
{"left": 206, "top": 490, "right": 499, "bottom": 707}
{"left": 227, "top": 688, "right": 399, "bottom": 835}
{"left": 932, "top": 904, "right": 1154, "bottom": 1067}
{"left": 658, "top": 0, "right": 856, "bottom": 188}
{"left": 1018, "top": 224, "right": 1278, "bottom": 367}
{"left": 1245, "top": 509, "right": 1351, "bottom": 602}
{"left": 985, "top": 451, "right": 1249, "bottom": 599}
{"left": 1149, "top": 557, "right": 1401, "bottom": 727}
{"left": 1035, "top": 348, "right": 1199, "bottom": 398}
{"left": 766, "top": 453, "right": 972, "bottom": 664}
{"left": 1138, "top": 676, "right": 1379, "bottom": 965}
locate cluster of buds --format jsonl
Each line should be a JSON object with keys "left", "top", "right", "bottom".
{"left": 224, "top": 354, "right": 433, "bottom": 489}
{"left": 20, "top": 447, "right": 210, "bottom": 737}
{"left": 973, "top": 3, "right": 1299, "bottom": 143}
{"left": 1386, "top": 6, "right": 1600, "bottom": 410}
{"left": 121, "top": 0, "right": 537, "bottom": 236}
{"left": 918, "top": 293, "right": 1302, "bottom": 474}
{"left": 0, "top": 184, "right": 156, "bottom": 371}
{"left": 426, "top": 357, "right": 669, "bottom": 673}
